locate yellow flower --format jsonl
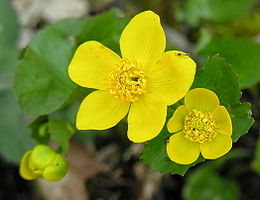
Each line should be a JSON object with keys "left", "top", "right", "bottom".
{"left": 19, "top": 145, "right": 68, "bottom": 181}
{"left": 68, "top": 11, "right": 196, "bottom": 143}
{"left": 166, "top": 88, "right": 233, "bottom": 164}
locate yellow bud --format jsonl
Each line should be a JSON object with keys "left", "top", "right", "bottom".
{"left": 19, "top": 145, "right": 68, "bottom": 182}
{"left": 42, "top": 154, "right": 68, "bottom": 181}
{"left": 29, "top": 145, "right": 56, "bottom": 171}
{"left": 19, "top": 151, "right": 39, "bottom": 180}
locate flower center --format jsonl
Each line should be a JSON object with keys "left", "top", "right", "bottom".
{"left": 107, "top": 59, "right": 147, "bottom": 102}
{"left": 183, "top": 109, "right": 217, "bottom": 143}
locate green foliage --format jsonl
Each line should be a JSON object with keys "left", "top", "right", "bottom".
{"left": 0, "top": 0, "right": 19, "bottom": 42}
{"left": 178, "top": 0, "right": 255, "bottom": 26}
{"left": 14, "top": 9, "right": 129, "bottom": 117}
{"left": 14, "top": 19, "right": 83, "bottom": 117}
{"left": 0, "top": 0, "right": 35, "bottom": 163}
{"left": 0, "top": 0, "right": 19, "bottom": 86}
{"left": 183, "top": 149, "right": 244, "bottom": 200}
{"left": 210, "top": 13, "right": 260, "bottom": 39}
{"left": 29, "top": 117, "right": 75, "bottom": 154}
{"left": 48, "top": 118, "right": 75, "bottom": 154}
{"left": 0, "top": 91, "right": 36, "bottom": 163}
{"left": 141, "top": 55, "right": 253, "bottom": 174}
{"left": 252, "top": 138, "right": 260, "bottom": 173}
{"left": 199, "top": 38, "right": 260, "bottom": 88}
{"left": 183, "top": 168, "right": 240, "bottom": 200}
{"left": 229, "top": 103, "right": 253, "bottom": 142}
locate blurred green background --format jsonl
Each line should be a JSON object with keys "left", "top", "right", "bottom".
{"left": 0, "top": 0, "right": 260, "bottom": 199}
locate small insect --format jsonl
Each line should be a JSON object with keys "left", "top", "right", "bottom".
{"left": 176, "top": 52, "right": 190, "bottom": 56}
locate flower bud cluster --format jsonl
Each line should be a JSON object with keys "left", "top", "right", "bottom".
{"left": 19, "top": 145, "right": 68, "bottom": 181}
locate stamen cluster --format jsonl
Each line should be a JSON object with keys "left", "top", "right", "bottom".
{"left": 183, "top": 109, "right": 216, "bottom": 143}
{"left": 108, "top": 59, "right": 147, "bottom": 102}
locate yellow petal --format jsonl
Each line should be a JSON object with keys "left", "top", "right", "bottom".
{"left": 68, "top": 41, "right": 121, "bottom": 89}
{"left": 200, "top": 134, "right": 232, "bottom": 159}
{"left": 147, "top": 51, "right": 196, "bottom": 105}
{"left": 212, "top": 106, "right": 232, "bottom": 136}
{"left": 167, "top": 105, "right": 188, "bottom": 133}
{"left": 184, "top": 88, "right": 219, "bottom": 112}
{"left": 76, "top": 90, "right": 130, "bottom": 130}
{"left": 167, "top": 132, "right": 200, "bottom": 165}
{"left": 120, "top": 11, "right": 166, "bottom": 69}
{"left": 127, "top": 93, "right": 167, "bottom": 143}
{"left": 19, "top": 151, "right": 39, "bottom": 180}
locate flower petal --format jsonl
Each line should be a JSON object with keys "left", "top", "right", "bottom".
{"left": 127, "top": 93, "right": 167, "bottom": 143}
{"left": 19, "top": 151, "right": 39, "bottom": 180}
{"left": 184, "top": 88, "right": 219, "bottom": 112}
{"left": 68, "top": 41, "right": 121, "bottom": 89}
{"left": 76, "top": 90, "right": 130, "bottom": 130}
{"left": 200, "top": 134, "right": 232, "bottom": 159}
{"left": 147, "top": 51, "right": 196, "bottom": 105}
{"left": 167, "top": 132, "right": 200, "bottom": 165}
{"left": 167, "top": 105, "right": 189, "bottom": 133}
{"left": 120, "top": 11, "right": 166, "bottom": 69}
{"left": 212, "top": 106, "right": 232, "bottom": 136}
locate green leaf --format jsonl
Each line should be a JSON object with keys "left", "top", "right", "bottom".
{"left": 0, "top": 0, "right": 36, "bottom": 164}
{"left": 183, "top": 168, "right": 240, "bottom": 200}
{"left": 0, "top": 90, "right": 36, "bottom": 163}
{"left": 178, "top": 0, "right": 255, "bottom": 26}
{"left": 14, "top": 10, "right": 129, "bottom": 117}
{"left": 29, "top": 117, "right": 75, "bottom": 154}
{"left": 192, "top": 55, "right": 254, "bottom": 141}
{"left": 198, "top": 38, "right": 260, "bottom": 88}
{"left": 14, "top": 19, "right": 82, "bottom": 117}
{"left": 230, "top": 103, "right": 254, "bottom": 141}
{"left": 183, "top": 150, "right": 244, "bottom": 199}
{"left": 0, "top": 0, "right": 19, "bottom": 87}
{"left": 252, "top": 138, "right": 260, "bottom": 173}
{"left": 48, "top": 118, "right": 75, "bottom": 154}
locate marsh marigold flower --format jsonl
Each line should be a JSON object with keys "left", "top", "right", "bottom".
{"left": 167, "top": 88, "right": 233, "bottom": 164}
{"left": 19, "top": 145, "right": 68, "bottom": 181}
{"left": 68, "top": 11, "right": 196, "bottom": 143}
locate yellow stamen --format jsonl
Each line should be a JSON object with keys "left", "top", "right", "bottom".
{"left": 107, "top": 58, "right": 147, "bottom": 102}
{"left": 183, "top": 109, "right": 217, "bottom": 143}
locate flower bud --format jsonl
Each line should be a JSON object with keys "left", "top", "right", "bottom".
{"left": 29, "top": 145, "right": 56, "bottom": 172}
{"left": 19, "top": 145, "right": 68, "bottom": 181}
{"left": 19, "top": 151, "right": 38, "bottom": 180}
{"left": 43, "top": 154, "right": 68, "bottom": 181}
{"left": 38, "top": 123, "right": 49, "bottom": 138}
